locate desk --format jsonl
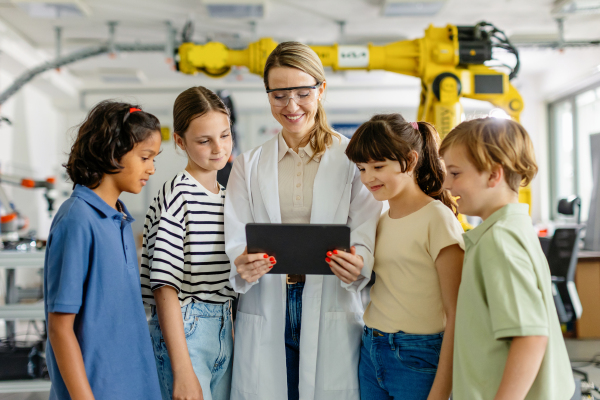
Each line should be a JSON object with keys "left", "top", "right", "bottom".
{"left": 575, "top": 252, "right": 600, "bottom": 338}
{"left": 578, "top": 251, "right": 600, "bottom": 261}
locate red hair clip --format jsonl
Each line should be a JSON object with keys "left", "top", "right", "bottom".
{"left": 123, "top": 107, "right": 142, "bottom": 123}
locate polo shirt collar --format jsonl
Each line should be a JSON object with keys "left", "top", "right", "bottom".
{"left": 71, "top": 184, "right": 134, "bottom": 222}
{"left": 277, "top": 132, "right": 320, "bottom": 162}
{"left": 463, "top": 203, "right": 529, "bottom": 245}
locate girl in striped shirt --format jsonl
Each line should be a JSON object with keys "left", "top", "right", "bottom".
{"left": 141, "top": 87, "right": 235, "bottom": 400}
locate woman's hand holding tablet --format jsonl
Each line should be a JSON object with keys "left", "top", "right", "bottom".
{"left": 234, "top": 247, "right": 277, "bottom": 283}
{"left": 326, "top": 246, "right": 364, "bottom": 284}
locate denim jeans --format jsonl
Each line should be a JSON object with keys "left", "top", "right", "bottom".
{"left": 359, "top": 325, "right": 444, "bottom": 400}
{"left": 149, "top": 301, "right": 233, "bottom": 400}
{"left": 285, "top": 282, "right": 304, "bottom": 400}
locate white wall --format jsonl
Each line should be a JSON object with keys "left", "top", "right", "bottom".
{"left": 0, "top": 87, "right": 68, "bottom": 310}
{"left": 0, "top": 14, "right": 78, "bottom": 241}
{"left": 11, "top": 86, "right": 66, "bottom": 239}
{"left": 514, "top": 72, "right": 550, "bottom": 224}
{"left": 0, "top": 25, "right": 76, "bottom": 314}
{"left": 514, "top": 47, "right": 600, "bottom": 223}
{"left": 0, "top": 76, "right": 70, "bottom": 239}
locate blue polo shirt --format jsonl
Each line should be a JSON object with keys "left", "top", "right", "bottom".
{"left": 44, "top": 185, "right": 161, "bottom": 400}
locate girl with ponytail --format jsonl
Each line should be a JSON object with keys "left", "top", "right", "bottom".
{"left": 345, "top": 113, "right": 465, "bottom": 400}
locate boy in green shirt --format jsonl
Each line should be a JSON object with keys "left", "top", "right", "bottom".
{"left": 439, "top": 118, "right": 574, "bottom": 400}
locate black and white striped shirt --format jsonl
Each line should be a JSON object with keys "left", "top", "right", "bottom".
{"left": 140, "top": 171, "right": 236, "bottom": 306}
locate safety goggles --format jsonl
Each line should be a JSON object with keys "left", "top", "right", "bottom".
{"left": 266, "top": 82, "right": 322, "bottom": 107}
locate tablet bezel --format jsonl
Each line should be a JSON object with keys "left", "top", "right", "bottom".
{"left": 245, "top": 223, "right": 351, "bottom": 275}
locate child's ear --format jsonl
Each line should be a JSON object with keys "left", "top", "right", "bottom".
{"left": 174, "top": 133, "right": 186, "bottom": 151}
{"left": 487, "top": 164, "right": 504, "bottom": 188}
{"left": 407, "top": 150, "right": 419, "bottom": 173}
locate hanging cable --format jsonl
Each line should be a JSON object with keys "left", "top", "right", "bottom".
{"left": 475, "top": 21, "right": 520, "bottom": 80}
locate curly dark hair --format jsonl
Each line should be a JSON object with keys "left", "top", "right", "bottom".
{"left": 64, "top": 100, "right": 160, "bottom": 189}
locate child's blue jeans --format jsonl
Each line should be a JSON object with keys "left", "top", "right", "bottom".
{"left": 149, "top": 301, "right": 233, "bottom": 400}
{"left": 359, "top": 325, "right": 443, "bottom": 400}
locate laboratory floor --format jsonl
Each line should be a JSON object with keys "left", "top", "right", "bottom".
{"left": 0, "top": 339, "right": 599, "bottom": 399}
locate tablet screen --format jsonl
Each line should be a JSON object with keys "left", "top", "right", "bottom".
{"left": 246, "top": 223, "right": 350, "bottom": 275}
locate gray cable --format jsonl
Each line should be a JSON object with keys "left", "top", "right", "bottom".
{"left": 0, "top": 42, "right": 166, "bottom": 105}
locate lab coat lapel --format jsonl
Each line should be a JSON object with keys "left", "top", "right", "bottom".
{"left": 311, "top": 141, "right": 348, "bottom": 224}
{"left": 300, "top": 141, "right": 348, "bottom": 399}
{"left": 257, "top": 136, "right": 281, "bottom": 224}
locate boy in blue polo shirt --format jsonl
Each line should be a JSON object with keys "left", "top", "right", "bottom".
{"left": 44, "top": 101, "right": 163, "bottom": 399}
{"left": 440, "top": 118, "right": 574, "bottom": 400}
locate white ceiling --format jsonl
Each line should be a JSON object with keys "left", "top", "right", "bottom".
{"left": 0, "top": 0, "right": 597, "bottom": 47}
{"left": 0, "top": 0, "right": 598, "bottom": 95}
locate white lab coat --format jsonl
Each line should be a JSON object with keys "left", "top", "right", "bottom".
{"left": 224, "top": 134, "right": 382, "bottom": 400}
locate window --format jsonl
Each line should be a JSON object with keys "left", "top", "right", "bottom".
{"left": 550, "top": 83, "right": 600, "bottom": 221}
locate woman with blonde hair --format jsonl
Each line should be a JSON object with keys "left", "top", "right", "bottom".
{"left": 224, "top": 42, "right": 381, "bottom": 400}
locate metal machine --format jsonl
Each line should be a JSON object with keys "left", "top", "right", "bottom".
{"left": 177, "top": 22, "right": 522, "bottom": 130}
{"left": 175, "top": 21, "right": 529, "bottom": 222}
{"left": 0, "top": 174, "right": 56, "bottom": 247}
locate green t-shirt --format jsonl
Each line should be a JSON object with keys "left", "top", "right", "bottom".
{"left": 453, "top": 203, "right": 574, "bottom": 400}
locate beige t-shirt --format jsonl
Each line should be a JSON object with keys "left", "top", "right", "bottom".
{"left": 277, "top": 132, "right": 320, "bottom": 224}
{"left": 363, "top": 200, "right": 464, "bottom": 334}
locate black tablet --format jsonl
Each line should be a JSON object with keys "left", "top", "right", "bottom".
{"left": 246, "top": 223, "right": 351, "bottom": 275}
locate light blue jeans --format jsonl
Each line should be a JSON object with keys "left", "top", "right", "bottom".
{"left": 149, "top": 301, "right": 233, "bottom": 400}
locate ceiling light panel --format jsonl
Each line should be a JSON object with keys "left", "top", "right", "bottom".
{"left": 71, "top": 68, "right": 147, "bottom": 84}
{"left": 383, "top": 0, "right": 446, "bottom": 16}
{"left": 204, "top": 1, "right": 265, "bottom": 19}
{"left": 11, "top": 0, "right": 91, "bottom": 18}
{"left": 553, "top": 0, "right": 600, "bottom": 14}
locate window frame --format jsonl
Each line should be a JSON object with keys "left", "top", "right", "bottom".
{"left": 548, "top": 81, "right": 600, "bottom": 220}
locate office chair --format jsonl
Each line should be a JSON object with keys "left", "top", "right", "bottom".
{"left": 542, "top": 196, "right": 583, "bottom": 324}
{"left": 558, "top": 195, "right": 581, "bottom": 224}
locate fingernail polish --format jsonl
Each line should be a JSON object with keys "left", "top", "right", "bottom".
{"left": 269, "top": 257, "right": 275, "bottom": 262}
{"left": 269, "top": 266, "right": 273, "bottom": 269}
{"left": 333, "top": 250, "right": 338, "bottom": 255}
{"left": 263, "top": 254, "right": 268, "bottom": 259}
{"left": 271, "top": 260, "right": 276, "bottom": 264}
{"left": 326, "top": 257, "right": 331, "bottom": 262}
{"left": 327, "top": 251, "right": 332, "bottom": 257}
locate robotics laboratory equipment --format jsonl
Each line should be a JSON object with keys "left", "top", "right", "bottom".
{"left": 0, "top": 174, "right": 56, "bottom": 248}
{"left": 175, "top": 21, "right": 528, "bottom": 223}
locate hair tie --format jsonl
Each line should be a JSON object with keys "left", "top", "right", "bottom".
{"left": 411, "top": 122, "right": 419, "bottom": 130}
{"left": 123, "top": 107, "right": 142, "bottom": 123}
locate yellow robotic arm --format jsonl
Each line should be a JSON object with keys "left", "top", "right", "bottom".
{"left": 176, "top": 22, "right": 523, "bottom": 136}
{"left": 177, "top": 38, "right": 278, "bottom": 77}
{"left": 313, "top": 25, "right": 523, "bottom": 136}
{"left": 176, "top": 22, "right": 528, "bottom": 224}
